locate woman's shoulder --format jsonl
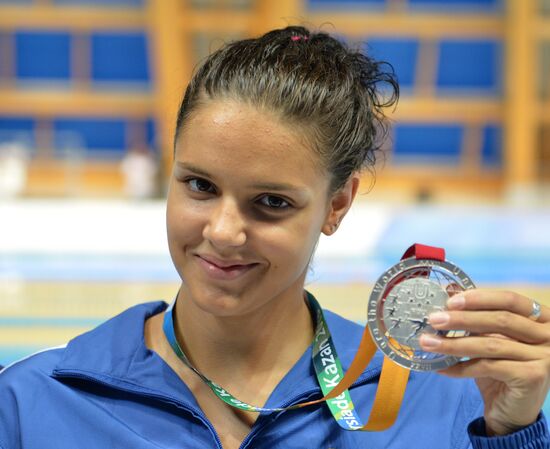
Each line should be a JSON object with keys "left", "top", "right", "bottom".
{"left": 322, "top": 308, "right": 365, "bottom": 338}
{"left": 0, "top": 300, "right": 168, "bottom": 392}
{"left": 0, "top": 345, "right": 66, "bottom": 384}
{"left": 0, "top": 345, "right": 67, "bottom": 448}
{"left": 0, "top": 345, "right": 66, "bottom": 387}
{"left": 321, "top": 308, "right": 385, "bottom": 375}
{"left": 322, "top": 309, "right": 372, "bottom": 350}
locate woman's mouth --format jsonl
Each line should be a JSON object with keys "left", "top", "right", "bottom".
{"left": 195, "top": 255, "right": 259, "bottom": 281}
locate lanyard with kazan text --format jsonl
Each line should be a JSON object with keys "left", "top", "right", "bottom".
{"left": 162, "top": 244, "right": 446, "bottom": 431}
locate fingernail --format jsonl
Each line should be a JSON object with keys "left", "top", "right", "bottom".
{"left": 447, "top": 294, "right": 465, "bottom": 309}
{"left": 420, "top": 334, "right": 441, "bottom": 348}
{"left": 429, "top": 311, "right": 450, "bottom": 325}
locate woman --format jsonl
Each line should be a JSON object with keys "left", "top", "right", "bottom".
{"left": 0, "top": 26, "right": 549, "bottom": 449}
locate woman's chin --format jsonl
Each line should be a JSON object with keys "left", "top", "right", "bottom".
{"left": 181, "top": 285, "right": 252, "bottom": 318}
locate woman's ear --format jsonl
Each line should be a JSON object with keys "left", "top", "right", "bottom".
{"left": 322, "top": 174, "right": 360, "bottom": 236}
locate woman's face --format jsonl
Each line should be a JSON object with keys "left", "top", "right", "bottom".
{"left": 166, "top": 100, "right": 355, "bottom": 317}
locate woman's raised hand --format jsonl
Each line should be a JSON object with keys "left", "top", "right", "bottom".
{"left": 420, "top": 290, "right": 550, "bottom": 436}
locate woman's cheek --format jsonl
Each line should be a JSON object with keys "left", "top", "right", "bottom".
{"left": 168, "top": 197, "right": 203, "bottom": 234}
{"left": 260, "top": 224, "right": 312, "bottom": 267}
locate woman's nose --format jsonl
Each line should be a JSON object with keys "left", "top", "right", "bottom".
{"left": 202, "top": 198, "right": 247, "bottom": 248}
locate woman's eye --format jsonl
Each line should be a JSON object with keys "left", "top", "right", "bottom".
{"left": 187, "top": 178, "right": 215, "bottom": 193}
{"left": 259, "top": 195, "right": 290, "bottom": 209}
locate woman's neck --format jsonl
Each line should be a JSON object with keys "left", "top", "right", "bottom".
{"left": 172, "top": 286, "right": 315, "bottom": 385}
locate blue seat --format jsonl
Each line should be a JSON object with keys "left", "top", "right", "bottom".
{"left": 146, "top": 118, "right": 157, "bottom": 152}
{"left": 0, "top": 117, "right": 36, "bottom": 149}
{"left": 53, "top": 118, "right": 127, "bottom": 158}
{"left": 436, "top": 39, "right": 502, "bottom": 94}
{"left": 15, "top": 31, "right": 71, "bottom": 82}
{"left": 307, "top": 0, "right": 386, "bottom": 9}
{"left": 364, "top": 38, "right": 419, "bottom": 90}
{"left": 392, "top": 123, "right": 464, "bottom": 164}
{"left": 54, "top": 0, "right": 144, "bottom": 5}
{"left": 91, "top": 32, "right": 151, "bottom": 87}
{"left": 481, "top": 125, "right": 502, "bottom": 168}
{"left": 408, "top": 0, "right": 500, "bottom": 11}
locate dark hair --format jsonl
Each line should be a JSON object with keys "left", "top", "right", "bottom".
{"left": 174, "top": 25, "right": 399, "bottom": 193}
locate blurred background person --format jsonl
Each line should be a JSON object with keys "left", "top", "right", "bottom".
{"left": 0, "top": 141, "right": 29, "bottom": 198}
{"left": 120, "top": 145, "right": 159, "bottom": 200}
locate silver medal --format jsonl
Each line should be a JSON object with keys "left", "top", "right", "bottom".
{"left": 367, "top": 257, "right": 475, "bottom": 371}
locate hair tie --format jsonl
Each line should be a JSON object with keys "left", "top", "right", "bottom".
{"left": 291, "top": 35, "right": 308, "bottom": 42}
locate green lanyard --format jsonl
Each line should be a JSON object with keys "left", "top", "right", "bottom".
{"left": 162, "top": 291, "right": 364, "bottom": 430}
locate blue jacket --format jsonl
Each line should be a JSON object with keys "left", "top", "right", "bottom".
{"left": 0, "top": 301, "right": 548, "bottom": 448}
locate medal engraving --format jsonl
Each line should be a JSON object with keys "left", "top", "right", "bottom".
{"left": 368, "top": 257, "right": 475, "bottom": 372}
{"left": 383, "top": 278, "right": 447, "bottom": 350}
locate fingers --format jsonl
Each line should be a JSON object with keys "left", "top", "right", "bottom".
{"left": 446, "top": 282, "right": 462, "bottom": 297}
{"left": 446, "top": 290, "right": 550, "bottom": 324}
{"left": 438, "top": 357, "right": 549, "bottom": 435}
{"left": 437, "top": 358, "right": 550, "bottom": 389}
{"left": 423, "top": 289, "right": 550, "bottom": 357}
{"left": 428, "top": 310, "right": 549, "bottom": 344}
{"left": 438, "top": 358, "right": 521, "bottom": 381}
{"left": 423, "top": 289, "right": 550, "bottom": 435}
{"left": 419, "top": 333, "right": 546, "bottom": 361}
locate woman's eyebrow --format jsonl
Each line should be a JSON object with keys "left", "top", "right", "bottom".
{"left": 249, "top": 182, "right": 303, "bottom": 193}
{"left": 175, "top": 162, "right": 211, "bottom": 178}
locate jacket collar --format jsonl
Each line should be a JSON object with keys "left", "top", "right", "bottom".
{"left": 52, "top": 301, "right": 383, "bottom": 408}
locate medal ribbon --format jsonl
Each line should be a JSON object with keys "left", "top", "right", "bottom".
{"left": 162, "top": 243, "right": 444, "bottom": 431}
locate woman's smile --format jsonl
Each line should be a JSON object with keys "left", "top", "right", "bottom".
{"left": 195, "top": 254, "right": 260, "bottom": 281}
